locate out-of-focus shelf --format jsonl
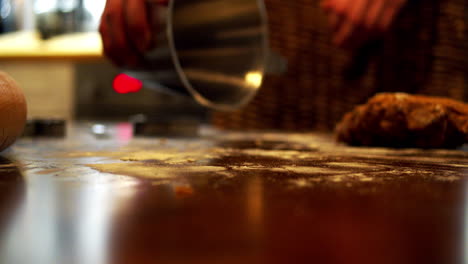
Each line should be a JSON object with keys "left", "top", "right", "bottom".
{"left": 0, "top": 31, "right": 104, "bottom": 61}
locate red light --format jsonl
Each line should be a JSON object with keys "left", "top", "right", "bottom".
{"left": 113, "top": 74, "right": 143, "bottom": 94}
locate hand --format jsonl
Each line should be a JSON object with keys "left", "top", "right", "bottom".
{"left": 321, "top": 0, "right": 406, "bottom": 49}
{"left": 99, "top": 0, "right": 168, "bottom": 67}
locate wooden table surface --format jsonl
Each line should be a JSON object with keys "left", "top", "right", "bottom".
{"left": 0, "top": 123, "right": 466, "bottom": 264}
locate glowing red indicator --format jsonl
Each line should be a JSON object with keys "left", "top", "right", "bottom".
{"left": 113, "top": 73, "right": 143, "bottom": 94}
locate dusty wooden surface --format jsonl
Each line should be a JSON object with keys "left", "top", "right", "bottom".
{"left": 0, "top": 123, "right": 466, "bottom": 264}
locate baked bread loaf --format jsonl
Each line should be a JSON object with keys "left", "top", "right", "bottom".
{"left": 336, "top": 93, "right": 468, "bottom": 148}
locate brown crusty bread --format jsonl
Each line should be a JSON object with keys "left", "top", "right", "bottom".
{"left": 336, "top": 93, "right": 468, "bottom": 148}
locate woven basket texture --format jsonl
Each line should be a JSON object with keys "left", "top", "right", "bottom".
{"left": 212, "top": 0, "right": 467, "bottom": 131}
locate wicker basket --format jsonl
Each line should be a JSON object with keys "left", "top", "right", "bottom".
{"left": 212, "top": 0, "right": 467, "bottom": 131}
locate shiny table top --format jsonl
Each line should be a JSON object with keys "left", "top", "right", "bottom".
{"left": 0, "top": 123, "right": 466, "bottom": 264}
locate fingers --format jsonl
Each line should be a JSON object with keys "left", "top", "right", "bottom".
{"left": 327, "top": 11, "right": 342, "bottom": 33}
{"left": 377, "top": 0, "right": 405, "bottom": 31}
{"left": 322, "top": 0, "right": 407, "bottom": 49}
{"left": 334, "top": 0, "right": 366, "bottom": 46}
{"left": 100, "top": 0, "right": 154, "bottom": 67}
{"left": 326, "top": 0, "right": 349, "bottom": 14}
{"left": 365, "top": 0, "right": 386, "bottom": 30}
{"left": 322, "top": 0, "right": 350, "bottom": 45}
{"left": 125, "top": 0, "right": 153, "bottom": 52}
{"left": 100, "top": 0, "right": 139, "bottom": 66}
{"left": 326, "top": 0, "right": 372, "bottom": 48}
{"left": 333, "top": 18, "right": 353, "bottom": 46}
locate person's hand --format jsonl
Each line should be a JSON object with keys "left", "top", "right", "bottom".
{"left": 321, "top": 0, "right": 406, "bottom": 49}
{"left": 99, "top": 0, "right": 168, "bottom": 67}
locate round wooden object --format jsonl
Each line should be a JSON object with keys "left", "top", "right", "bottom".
{"left": 0, "top": 72, "right": 27, "bottom": 152}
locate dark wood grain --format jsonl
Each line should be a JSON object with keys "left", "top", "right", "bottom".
{"left": 0, "top": 123, "right": 466, "bottom": 264}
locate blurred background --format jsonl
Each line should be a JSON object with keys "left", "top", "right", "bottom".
{"left": 0, "top": 0, "right": 208, "bottom": 127}
{"left": 0, "top": 0, "right": 466, "bottom": 132}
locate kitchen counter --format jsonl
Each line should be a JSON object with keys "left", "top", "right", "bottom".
{"left": 0, "top": 31, "right": 103, "bottom": 61}
{"left": 0, "top": 32, "right": 106, "bottom": 121}
{"left": 0, "top": 123, "right": 466, "bottom": 264}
